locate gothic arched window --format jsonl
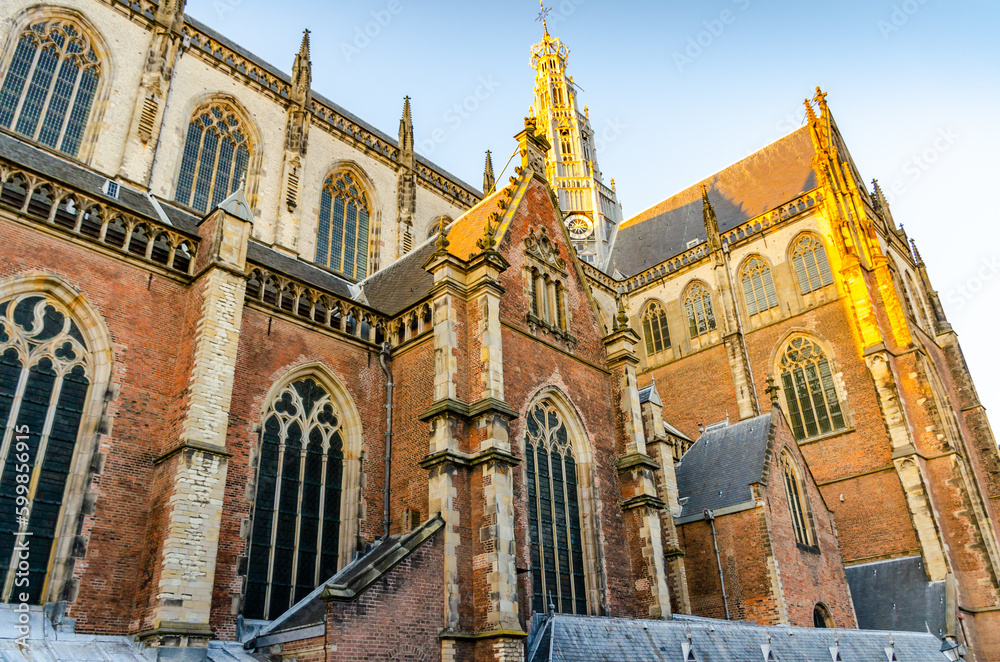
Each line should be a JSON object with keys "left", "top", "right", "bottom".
{"left": 779, "top": 337, "right": 846, "bottom": 440}
{"left": 791, "top": 235, "right": 834, "bottom": 294}
{"left": 245, "top": 377, "right": 344, "bottom": 620}
{"left": 525, "top": 400, "right": 587, "bottom": 615}
{"left": 641, "top": 301, "right": 670, "bottom": 357}
{"left": 174, "top": 103, "right": 251, "bottom": 214}
{"left": 0, "top": 294, "right": 91, "bottom": 604}
{"left": 780, "top": 451, "right": 814, "bottom": 547}
{"left": 0, "top": 20, "right": 101, "bottom": 157}
{"left": 813, "top": 603, "right": 835, "bottom": 628}
{"left": 317, "top": 172, "right": 370, "bottom": 280}
{"left": 684, "top": 282, "right": 716, "bottom": 338}
{"left": 741, "top": 257, "right": 778, "bottom": 316}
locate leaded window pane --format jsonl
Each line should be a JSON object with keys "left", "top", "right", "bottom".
{"left": 0, "top": 22, "right": 101, "bottom": 157}
{"left": 245, "top": 378, "right": 344, "bottom": 620}
{"left": 781, "top": 455, "right": 811, "bottom": 546}
{"left": 779, "top": 337, "right": 847, "bottom": 441}
{"left": 174, "top": 104, "right": 251, "bottom": 214}
{"left": 792, "top": 236, "right": 834, "bottom": 294}
{"left": 642, "top": 303, "right": 670, "bottom": 356}
{"left": 0, "top": 295, "right": 92, "bottom": 604}
{"left": 684, "top": 283, "right": 715, "bottom": 338}
{"left": 525, "top": 401, "right": 588, "bottom": 615}
{"left": 317, "top": 173, "right": 370, "bottom": 280}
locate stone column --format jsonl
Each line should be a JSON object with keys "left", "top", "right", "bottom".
{"left": 605, "top": 303, "right": 671, "bottom": 619}
{"left": 137, "top": 193, "right": 252, "bottom": 659}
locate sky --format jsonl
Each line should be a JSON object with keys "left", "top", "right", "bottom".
{"left": 186, "top": 0, "right": 1000, "bottom": 421}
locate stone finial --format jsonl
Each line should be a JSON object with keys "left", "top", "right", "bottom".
{"left": 483, "top": 150, "right": 496, "bottom": 195}
{"left": 814, "top": 86, "right": 829, "bottom": 117}
{"left": 702, "top": 185, "right": 722, "bottom": 253}
{"left": 434, "top": 215, "right": 450, "bottom": 253}
{"left": 613, "top": 295, "right": 629, "bottom": 331}
{"left": 765, "top": 376, "right": 780, "bottom": 405}
{"left": 477, "top": 212, "right": 499, "bottom": 252}
{"left": 803, "top": 97, "right": 817, "bottom": 124}
{"left": 398, "top": 96, "right": 414, "bottom": 163}
{"left": 516, "top": 116, "right": 550, "bottom": 177}
{"left": 290, "top": 30, "right": 312, "bottom": 106}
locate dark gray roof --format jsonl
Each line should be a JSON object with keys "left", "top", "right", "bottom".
{"left": 846, "top": 556, "right": 948, "bottom": 638}
{"left": 359, "top": 238, "right": 437, "bottom": 316}
{"left": 183, "top": 17, "right": 480, "bottom": 200}
{"left": 0, "top": 131, "right": 171, "bottom": 227}
{"left": 250, "top": 516, "right": 444, "bottom": 648}
{"left": 526, "top": 613, "right": 949, "bottom": 662}
{"left": 246, "top": 241, "right": 355, "bottom": 299}
{"left": 674, "top": 413, "right": 774, "bottom": 523}
{"left": 611, "top": 126, "right": 817, "bottom": 278}
{"left": 638, "top": 383, "right": 662, "bottom": 407}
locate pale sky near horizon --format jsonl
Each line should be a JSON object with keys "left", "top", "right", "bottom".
{"left": 185, "top": 0, "right": 1000, "bottom": 423}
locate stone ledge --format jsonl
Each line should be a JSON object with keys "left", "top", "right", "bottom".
{"left": 615, "top": 452, "right": 661, "bottom": 473}
{"left": 419, "top": 449, "right": 472, "bottom": 469}
{"left": 439, "top": 629, "right": 529, "bottom": 641}
{"left": 621, "top": 494, "right": 667, "bottom": 512}
{"left": 153, "top": 441, "right": 233, "bottom": 465}
{"left": 469, "top": 447, "right": 520, "bottom": 468}
{"left": 418, "top": 397, "right": 518, "bottom": 422}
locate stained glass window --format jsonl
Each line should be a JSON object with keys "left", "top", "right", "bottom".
{"left": 780, "top": 452, "right": 813, "bottom": 546}
{"left": 779, "top": 337, "right": 846, "bottom": 441}
{"left": 245, "top": 378, "right": 344, "bottom": 620}
{"left": 174, "top": 104, "right": 251, "bottom": 214}
{"left": 0, "top": 295, "right": 91, "bottom": 604}
{"left": 642, "top": 301, "right": 670, "bottom": 356}
{"left": 791, "top": 235, "right": 833, "bottom": 295}
{"left": 525, "top": 400, "right": 587, "bottom": 615}
{"left": 0, "top": 21, "right": 101, "bottom": 157}
{"left": 684, "top": 282, "right": 716, "bottom": 338}
{"left": 741, "top": 257, "right": 778, "bottom": 316}
{"left": 317, "top": 172, "right": 370, "bottom": 280}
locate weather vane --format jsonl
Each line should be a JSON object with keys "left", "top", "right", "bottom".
{"left": 535, "top": 0, "right": 551, "bottom": 23}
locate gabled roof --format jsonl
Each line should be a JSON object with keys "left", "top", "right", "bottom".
{"left": 359, "top": 238, "right": 437, "bottom": 316}
{"left": 246, "top": 241, "right": 356, "bottom": 299}
{"left": 610, "top": 126, "right": 817, "bottom": 277}
{"left": 525, "top": 613, "right": 948, "bottom": 662}
{"left": 674, "top": 412, "right": 775, "bottom": 523}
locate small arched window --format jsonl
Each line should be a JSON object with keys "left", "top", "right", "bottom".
{"left": 0, "top": 294, "right": 92, "bottom": 603}
{"left": 641, "top": 301, "right": 671, "bottom": 356}
{"left": 317, "top": 171, "right": 370, "bottom": 280}
{"left": 525, "top": 400, "right": 587, "bottom": 615}
{"left": 780, "top": 451, "right": 814, "bottom": 546}
{"left": 813, "top": 602, "right": 835, "bottom": 628}
{"left": 791, "top": 235, "right": 834, "bottom": 294}
{"left": 779, "top": 337, "right": 846, "bottom": 440}
{"left": 684, "top": 282, "right": 716, "bottom": 338}
{"left": 741, "top": 257, "right": 778, "bottom": 316}
{"left": 0, "top": 20, "right": 101, "bottom": 157}
{"left": 245, "top": 377, "right": 344, "bottom": 620}
{"left": 175, "top": 103, "right": 251, "bottom": 214}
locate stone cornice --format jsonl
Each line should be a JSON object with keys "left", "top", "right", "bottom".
{"left": 153, "top": 441, "right": 233, "bottom": 465}
{"left": 615, "top": 452, "right": 662, "bottom": 473}
{"left": 621, "top": 494, "right": 667, "bottom": 512}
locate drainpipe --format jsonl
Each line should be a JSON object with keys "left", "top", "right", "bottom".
{"left": 705, "top": 509, "right": 730, "bottom": 620}
{"left": 378, "top": 341, "right": 394, "bottom": 539}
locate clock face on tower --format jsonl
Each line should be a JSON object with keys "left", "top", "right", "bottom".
{"left": 566, "top": 215, "right": 593, "bottom": 241}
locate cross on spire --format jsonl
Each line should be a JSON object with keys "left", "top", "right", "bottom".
{"left": 536, "top": 0, "right": 551, "bottom": 24}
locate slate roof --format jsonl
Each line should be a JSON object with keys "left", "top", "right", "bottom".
{"left": 0, "top": 131, "right": 183, "bottom": 230}
{"left": 246, "top": 241, "right": 356, "bottom": 299}
{"left": 674, "top": 413, "right": 774, "bottom": 523}
{"left": 359, "top": 238, "right": 437, "bottom": 316}
{"left": 525, "top": 613, "right": 949, "bottom": 662}
{"left": 846, "top": 555, "right": 948, "bottom": 638}
{"left": 610, "top": 126, "right": 817, "bottom": 278}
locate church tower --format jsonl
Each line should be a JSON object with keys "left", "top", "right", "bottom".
{"left": 530, "top": 20, "right": 623, "bottom": 268}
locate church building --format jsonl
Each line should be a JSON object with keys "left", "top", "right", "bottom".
{"left": 0, "top": 1, "right": 996, "bottom": 660}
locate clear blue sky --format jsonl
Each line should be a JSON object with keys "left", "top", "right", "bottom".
{"left": 187, "top": 0, "right": 1000, "bottom": 420}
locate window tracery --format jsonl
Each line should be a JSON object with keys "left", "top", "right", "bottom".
{"left": 779, "top": 336, "right": 846, "bottom": 440}
{"left": 741, "top": 257, "right": 778, "bottom": 316}
{"left": 791, "top": 235, "right": 834, "bottom": 295}
{"left": 175, "top": 103, "right": 251, "bottom": 214}
{"left": 683, "top": 282, "right": 716, "bottom": 338}
{"left": 317, "top": 171, "right": 370, "bottom": 280}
